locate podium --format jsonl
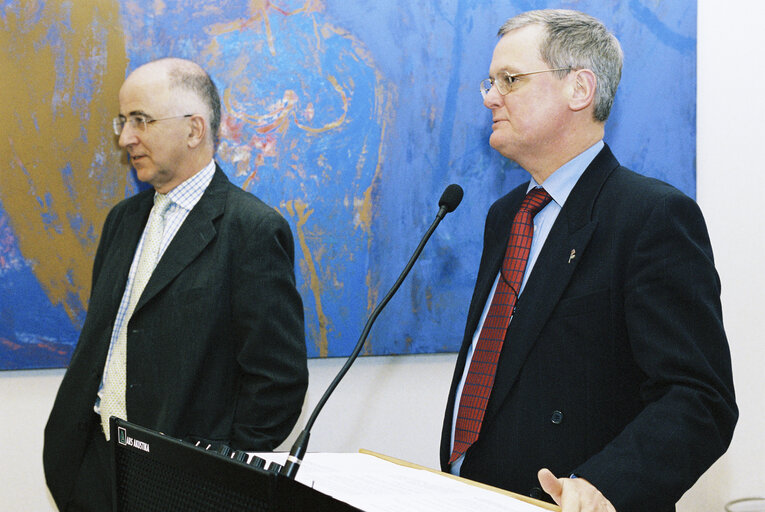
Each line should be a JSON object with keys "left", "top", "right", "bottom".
{"left": 109, "top": 418, "right": 360, "bottom": 511}
{"left": 110, "top": 418, "right": 558, "bottom": 511}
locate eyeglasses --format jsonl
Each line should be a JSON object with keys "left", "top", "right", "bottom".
{"left": 480, "top": 68, "right": 571, "bottom": 99}
{"left": 112, "top": 114, "right": 193, "bottom": 136}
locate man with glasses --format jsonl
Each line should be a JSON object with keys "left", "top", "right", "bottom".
{"left": 43, "top": 58, "right": 308, "bottom": 511}
{"left": 441, "top": 10, "right": 736, "bottom": 512}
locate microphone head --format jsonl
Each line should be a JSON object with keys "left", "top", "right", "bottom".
{"left": 438, "top": 184, "right": 463, "bottom": 213}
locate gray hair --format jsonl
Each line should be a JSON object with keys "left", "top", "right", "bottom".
{"left": 165, "top": 59, "right": 222, "bottom": 149}
{"left": 499, "top": 9, "right": 623, "bottom": 122}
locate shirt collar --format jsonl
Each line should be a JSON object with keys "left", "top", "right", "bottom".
{"left": 528, "top": 140, "right": 604, "bottom": 208}
{"left": 163, "top": 159, "right": 216, "bottom": 211}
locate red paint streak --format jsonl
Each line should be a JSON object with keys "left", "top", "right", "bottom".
{"left": 221, "top": 114, "right": 245, "bottom": 142}
{"left": 2, "top": 339, "right": 21, "bottom": 351}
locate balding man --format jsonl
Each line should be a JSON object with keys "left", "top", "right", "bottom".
{"left": 44, "top": 58, "right": 308, "bottom": 511}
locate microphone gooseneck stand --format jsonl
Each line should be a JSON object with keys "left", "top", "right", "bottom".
{"left": 280, "top": 184, "right": 463, "bottom": 479}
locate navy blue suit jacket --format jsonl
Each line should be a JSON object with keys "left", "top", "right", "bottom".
{"left": 440, "top": 145, "right": 737, "bottom": 511}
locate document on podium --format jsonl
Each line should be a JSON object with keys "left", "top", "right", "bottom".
{"left": 258, "top": 451, "right": 559, "bottom": 512}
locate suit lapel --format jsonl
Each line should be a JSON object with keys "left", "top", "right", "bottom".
{"left": 107, "top": 192, "right": 154, "bottom": 305}
{"left": 133, "top": 166, "right": 228, "bottom": 313}
{"left": 441, "top": 188, "right": 527, "bottom": 467}
{"left": 483, "top": 146, "right": 620, "bottom": 423}
{"left": 452, "top": 189, "right": 527, "bottom": 385}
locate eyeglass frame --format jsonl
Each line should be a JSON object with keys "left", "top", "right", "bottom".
{"left": 112, "top": 113, "right": 194, "bottom": 136}
{"left": 480, "top": 67, "right": 572, "bottom": 99}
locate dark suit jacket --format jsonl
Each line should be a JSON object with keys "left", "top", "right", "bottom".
{"left": 44, "top": 165, "right": 308, "bottom": 509}
{"left": 440, "top": 145, "right": 737, "bottom": 512}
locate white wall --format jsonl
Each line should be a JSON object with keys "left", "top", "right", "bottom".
{"left": 685, "top": 0, "right": 765, "bottom": 508}
{"left": 2, "top": 1, "right": 764, "bottom": 510}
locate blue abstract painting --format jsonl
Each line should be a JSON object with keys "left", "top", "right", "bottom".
{"left": 0, "top": 0, "right": 696, "bottom": 369}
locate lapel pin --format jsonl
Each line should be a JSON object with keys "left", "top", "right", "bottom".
{"left": 568, "top": 249, "right": 576, "bottom": 264}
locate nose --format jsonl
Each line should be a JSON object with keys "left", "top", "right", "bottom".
{"left": 483, "top": 84, "right": 503, "bottom": 110}
{"left": 118, "top": 123, "right": 137, "bottom": 148}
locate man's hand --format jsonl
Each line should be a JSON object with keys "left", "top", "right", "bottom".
{"left": 538, "top": 468, "right": 616, "bottom": 512}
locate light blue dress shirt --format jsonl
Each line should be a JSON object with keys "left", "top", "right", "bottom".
{"left": 450, "top": 141, "right": 604, "bottom": 475}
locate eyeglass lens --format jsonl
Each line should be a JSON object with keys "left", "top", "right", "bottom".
{"left": 113, "top": 117, "right": 144, "bottom": 136}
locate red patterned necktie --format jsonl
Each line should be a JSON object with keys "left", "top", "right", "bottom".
{"left": 450, "top": 187, "right": 552, "bottom": 464}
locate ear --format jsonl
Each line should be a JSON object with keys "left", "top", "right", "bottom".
{"left": 186, "top": 114, "right": 207, "bottom": 149}
{"left": 569, "top": 69, "right": 597, "bottom": 113}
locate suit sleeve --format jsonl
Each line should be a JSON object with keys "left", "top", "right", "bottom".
{"left": 574, "top": 191, "right": 738, "bottom": 510}
{"left": 228, "top": 206, "right": 308, "bottom": 451}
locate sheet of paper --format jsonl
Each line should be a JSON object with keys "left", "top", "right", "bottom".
{"left": 254, "top": 452, "right": 551, "bottom": 512}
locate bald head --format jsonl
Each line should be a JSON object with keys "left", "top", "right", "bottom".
{"left": 117, "top": 58, "right": 222, "bottom": 192}
{"left": 126, "top": 58, "right": 221, "bottom": 149}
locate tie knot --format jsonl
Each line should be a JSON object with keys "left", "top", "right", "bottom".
{"left": 153, "top": 193, "right": 172, "bottom": 216}
{"left": 519, "top": 187, "right": 552, "bottom": 216}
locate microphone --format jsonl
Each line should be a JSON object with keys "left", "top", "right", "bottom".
{"left": 437, "top": 183, "right": 464, "bottom": 218}
{"left": 280, "top": 184, "right": 463, "bottom": 479}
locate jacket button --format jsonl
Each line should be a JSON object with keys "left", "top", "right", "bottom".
{"left": 551, "top": 410, "right": 564, "bottom": 424}
{"left": 529, "top": 487, "right": 544, "bottom": 499}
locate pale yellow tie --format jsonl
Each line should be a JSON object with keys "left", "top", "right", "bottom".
{"left": 101, "top": 193, "right": 172, "bottom": 439}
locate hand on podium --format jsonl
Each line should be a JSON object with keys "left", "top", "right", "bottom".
{"left": 538, "top": 468, "right": 616, "bottom": 512}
